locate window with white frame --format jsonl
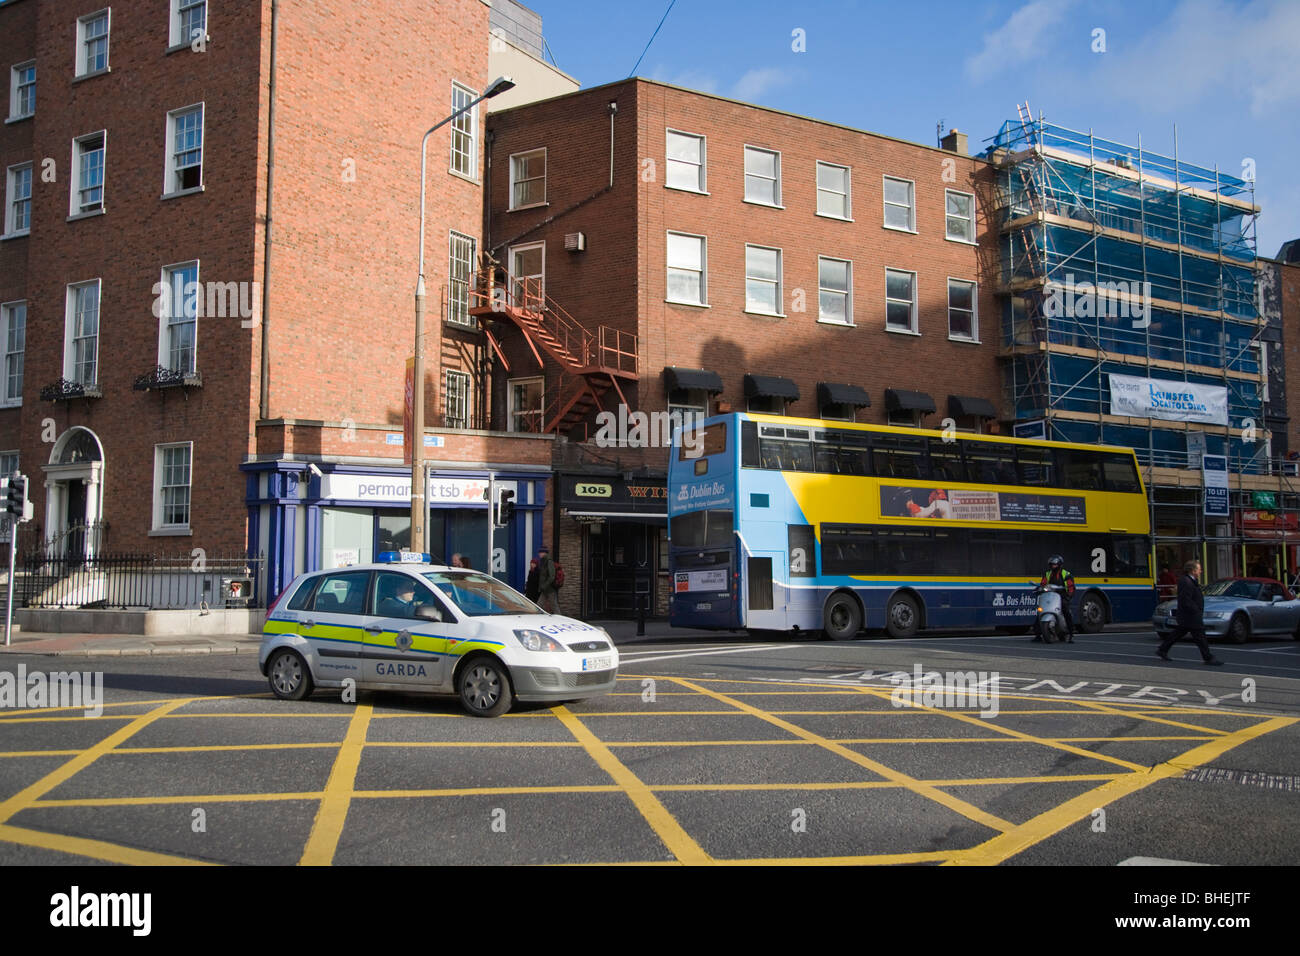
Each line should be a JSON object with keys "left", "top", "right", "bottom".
{"left": 948, "top": 278, "right": 978, "bottom": 340}
{"left": 945, "top": 189, "right": 975, "bottom": 243}
{"left": 745, "top": 245, "right": 782, "bottom": 315}
{"left": 450, "top": 82, "right": 477, "bottom": 178}
{"left": 507, "top": 376, "right": 543, "bottom": 433}
{"left": 509, "top": 149, "right": 545, "bottom": 209}
{"left": 885, "top": 269, "right": 917, "bottom": 333}
{"left": 72, "top": 132, "right": 105, "bottom": 214}
{"left": 448, "top": 231, "right": 476, "bottom": 327}
{"left": 667, "top": 389, "right": 707, "bottom": 433}
{"left": 154, "top": 443, "right": 192, "bottom": 530}
{"left": 170, "top": 0, "right": 207, "bottom": 48}
{"left": 818, "top": 257, "right": 852, "bottom": 325}
{"left": 666, "top": 130, "right": 705, "bottom": 192}
{"left": 4, "top": 163, "right": 32, "bottom": 236}
{"left": 444, "top": 369, "right": 471, "bottom": 429}
{"left": 165, "top": 104, "right": 203, "bottom": 194}
{"left": 744, "top": 146, "right": 781, "bottom": 205}
{"left": 9, "top": 61, "right": 34, "bottom": 120}
{"left": 666, "top": 232, "right": 706, "bottom": 305}
{"left": 160, "top": 261, "right": 198, "bottom": 373}
{"left": 508, "top": 242, "right": 544, "bottom": 310}
{"left": 66, "top": 280, "right": 100, "bottom": 386}
{"left": 883, "top": 176, "right": 915, "bottom": 231}
{"left": 2, "top": 301, "right": 26, "bottom": 406}
{"left": 816, "top": 162, "right": 850, "bottom": 219}
{"left": 77, "top": 10, "right": 111, "bottom": 77}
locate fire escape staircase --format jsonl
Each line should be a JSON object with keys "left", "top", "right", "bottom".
{"left": 468, "top": 269, "right": 638, "bottom": 435}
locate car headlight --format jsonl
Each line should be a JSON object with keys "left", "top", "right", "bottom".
{"left": 1203, "top": 611, "right": 1229, "bottom": 620}
{"left": 513, "top": 629, "right": 567, "bottom": 652}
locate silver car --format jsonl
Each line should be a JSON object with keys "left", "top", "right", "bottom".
{"left": 1152, "top": 577, "right": 1300, "bottom": 644}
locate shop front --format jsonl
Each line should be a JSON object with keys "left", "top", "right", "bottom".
{"left": 558, "top": 473, "right": 669, "bottom": 620}
{"left": 246, "top": 462, "right": 549, "bottom": 600}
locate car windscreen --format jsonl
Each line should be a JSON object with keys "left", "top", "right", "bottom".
{"left": 1205, "top": 579, "right": 1260, "bottom": 600}
{"left": 423, "top": 571, "right": 541, "bottom": 616}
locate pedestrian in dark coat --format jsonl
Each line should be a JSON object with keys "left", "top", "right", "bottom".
{"left": 1157, "top": 559, "right": 1222, "bottom": 665}
{"left": 524, "top": 558, "right": 540, "bottom": 603}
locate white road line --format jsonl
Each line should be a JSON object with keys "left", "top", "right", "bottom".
{"left": 618, "top": 643, "right": 769, "bottom": 657}
{"left": 618, "top": 644, "right": 800, "bottom": 664}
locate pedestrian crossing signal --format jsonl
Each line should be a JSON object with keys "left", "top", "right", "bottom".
{"left": 4, "top": 473, "right": 27, "bottom": 521}
{"left": 493, "top": 488, "right": 515, "bottom": 528}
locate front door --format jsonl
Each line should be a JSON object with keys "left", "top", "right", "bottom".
{"left": 65, "top": 481, "right": 88, "bottom": 561}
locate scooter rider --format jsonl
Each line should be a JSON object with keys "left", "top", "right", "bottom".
{"left": 1036, "top": 555, "right": 1076, "bottom": 642}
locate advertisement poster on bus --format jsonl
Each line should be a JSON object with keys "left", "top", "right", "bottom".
{"left": 881, "top": 487, "right": 1086, "bottom": 524}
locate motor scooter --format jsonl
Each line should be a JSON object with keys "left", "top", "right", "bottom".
{"left": 1032, "top": 583, "right": 1071, "bottom": 644}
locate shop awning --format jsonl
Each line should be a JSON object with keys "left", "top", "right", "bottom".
{"left": 948, "top": 394, "right": 998, "bottom": 419}
{"left": 744, "top": 374, "right": 800, "bottom": 401}
{"left": 664, "top": 367, "right": 724, "bottom": 393}
{"left": 884, "top": 388, "right": 935, "bottom": 414}
{"left": 817, "top": 382, "right": 872, "bottom": 408}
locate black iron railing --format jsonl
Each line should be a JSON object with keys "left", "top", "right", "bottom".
{"left": 18, "top": 547, "right": 265, "bottom": 610}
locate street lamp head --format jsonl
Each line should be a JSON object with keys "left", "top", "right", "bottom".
{"left": 485, "top": 75, "right": 515, "bottom": 98}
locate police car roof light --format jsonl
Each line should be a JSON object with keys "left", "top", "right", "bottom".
{"left": 377, "top": 551, "right": 433, "bottom": 564}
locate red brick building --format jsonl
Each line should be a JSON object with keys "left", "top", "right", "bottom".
{"left": 480, "top": 79, "right": 1002, "bottom": 617}
{"left": 0, "top": 0, "right": 562, "bottom": 603}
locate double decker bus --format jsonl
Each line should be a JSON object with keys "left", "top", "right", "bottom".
{"left": 668, "top": 412, "right": 1155, "bottom": 639}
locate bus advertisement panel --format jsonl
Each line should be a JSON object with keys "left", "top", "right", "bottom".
{"left": 668, "top": 412, "right": 1156, "bottom": 639}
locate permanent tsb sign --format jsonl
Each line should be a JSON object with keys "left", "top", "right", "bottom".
{"left": 1108, "top": 373, "right": 1228, "bottom": 426}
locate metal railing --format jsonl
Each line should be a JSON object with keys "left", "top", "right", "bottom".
{"left": 18, "top": 548, "right": 265, "bottom": 610}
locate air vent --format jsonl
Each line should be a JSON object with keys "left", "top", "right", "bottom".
{"left": 564, "top": 231, "right": 586, "bottom": 252}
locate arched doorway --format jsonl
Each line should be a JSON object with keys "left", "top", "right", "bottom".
{"left": 44, "top": 427, "right": 105, "bottom": 560}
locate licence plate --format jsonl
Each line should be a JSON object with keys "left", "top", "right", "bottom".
{"left": 696, "top": 602, "right": 712, "bottom": 611}
{"left": 582, "top": 655, "right": 613, "bottom": 672}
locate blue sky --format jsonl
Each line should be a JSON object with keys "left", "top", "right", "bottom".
{"left": 531, "top": 0, "right": 1300, "bottom": 258}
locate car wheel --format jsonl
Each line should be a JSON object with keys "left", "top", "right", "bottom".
{"left": 457, "top": 656, "right": 513, "bottom": 717}
{"left": 823, "top": 592, "right": 863, "bottom": 641}
{"left": 1079, "top": 593, "right": 1106, "bottom": 633}
{"left": 1228, "top": 614, "right": 1250, "bottom": 645}
{"left": 885, "top": 593, "right": 920, "bottom": 639}
{"left": 268, "top": 649, "right": 313, "bottom": 701}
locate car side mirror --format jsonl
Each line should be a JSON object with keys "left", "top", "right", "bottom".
{"left": 1272, "top": 595, "right": 1284, "bottom": 603}
{"left": 414, "top": 604, "right": 443, "bottom": 622}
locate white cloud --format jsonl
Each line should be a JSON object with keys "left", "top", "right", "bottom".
{"left": 1096, "top": 0, "right": 1300, "bottom": 117}
{"left": 965, "top": 0, "right": 1077, "bottom": 83}
{"left": 649, "top": 62, "right": 721, "bottom": 94}
{"left": 730, "top": 67, "right": 792, "bottom": 102}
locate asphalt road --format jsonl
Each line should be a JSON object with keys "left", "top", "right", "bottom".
{"left": 0, "top": 627, "right": 1296, "bottom": 867}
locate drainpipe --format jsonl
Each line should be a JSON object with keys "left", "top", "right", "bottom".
{"left": 259, "top": 0, "right": 280, "bottom": 422}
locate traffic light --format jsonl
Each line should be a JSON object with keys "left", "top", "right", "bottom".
{"left": 494, "top": 488, "right": 515, "bottom": 527}
{"left": 4, "top": 473, "right": 25, "bottom": 520}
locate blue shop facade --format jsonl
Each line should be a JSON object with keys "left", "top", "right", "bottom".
{"left": 243, "top": 461, "right": 551, "bottom": 602}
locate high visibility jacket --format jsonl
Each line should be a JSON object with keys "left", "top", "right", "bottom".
{"left": 1039, "top": 568, "right": 1076, "bottom": 596}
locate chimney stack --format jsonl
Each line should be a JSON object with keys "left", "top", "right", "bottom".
{"left": 941, "top": 128, "right": 969, "bottom": 155}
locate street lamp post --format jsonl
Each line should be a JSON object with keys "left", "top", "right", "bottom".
{"left": 411, "top": 75, "right": 515, "bottom": 555}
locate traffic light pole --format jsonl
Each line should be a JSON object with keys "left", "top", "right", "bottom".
{"left": 486, "top": 472, "right": 495, "bottom": 577}
{"left": 5, "top": 515, "right": 15, "bottom": 647}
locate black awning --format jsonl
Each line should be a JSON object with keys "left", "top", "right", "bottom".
{"left": 744, "top": 374, "right": 800, "bottom": 401}
{"left": 884, "top": 388, "right": 935, "bottom": 414}
{"left": 948, "top": 394, "right": 998, "bottom": 419}
{"left": 817, "top": 382, "right": 871, "bottom": 408}
{"left": 664, "top": 367, "right": 724, "bottom": 394}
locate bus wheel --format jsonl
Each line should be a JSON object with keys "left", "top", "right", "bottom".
{"left": 1079, "top": 593, "right": 1106, "bottom": 633}
{"left": 885, "top": 594, "right": 920, "bottom": 639}
{"left": 823, "top": 593, "right": 862, "bottom": 641}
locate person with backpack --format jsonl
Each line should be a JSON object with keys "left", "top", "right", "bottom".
{"left": 537, "top": 546, "right": 558, "bottom": 613}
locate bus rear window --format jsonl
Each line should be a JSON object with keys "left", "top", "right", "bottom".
{"left": 670, "top": 509, "right": 734, "bottom": 549}
{"left": 678, "top": 422, "right": 728, "bottom": 461}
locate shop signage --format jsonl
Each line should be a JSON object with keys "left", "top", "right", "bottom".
{"left": 1108, "top": 374, "right": 1228, "bottom": 426}
{"left": 320, "top": 474, "right": 512, "bottom": 505}
{"left": 560, "top": 475, "right": 668, "bottom": 515}
{"left": 1236, "top": 509, "right": 1299, "bottom": 540}
{"left": 1203, "top": 455, "right": 1229, "bottom": 517}
{"left": 385, "top": 434, "right": 445, "bottom": 447}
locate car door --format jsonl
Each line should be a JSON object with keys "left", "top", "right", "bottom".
{"left": 300, "top": 570, "right": 372, "bottom": 683}
{"left": 360, "top": 571, "right": 453, "bottom": 688}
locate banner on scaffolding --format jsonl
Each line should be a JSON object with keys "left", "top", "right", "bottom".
{"left": 1108, "top": 374, "right": 1228, "bottom": 426}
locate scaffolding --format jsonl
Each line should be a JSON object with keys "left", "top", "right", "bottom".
{"left": 984, "top": 108, "right": 1266, "bottom": 474}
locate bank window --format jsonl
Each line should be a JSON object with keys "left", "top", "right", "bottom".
{"left": 666, "top": 130, "right": 705, "bottom": 192}
{"left": 744, "top": 146, "right": 781, "bottom": 206}
{"left": 816, "top": 162, "right": 851, "bottom": 219}
{"left": 77, "top": 10, "right": 111, "bottom": 77}
{"left": 444, "top": 369, "right": 470, "bottom": 429}
{"left": 153, "top": 442, "right": 192, "bottom": 530}
{"left": 885, "top": 269, "right": 917, "bottom": 333}
{"left": 509, "top": 148, "right": 546, "bottom": 209}
{"left": 883, "top": 176, "right": 915, "bottom": 231}
{"left": 945, "top": 190, "right": 975, "bottom": 243}
{"left": 948, "top": 278, "right": 977, "bottom": 341}
{"left": 508, "top": 376, "right": 543, "bottom": 433}
{"left": 745, "top": 245, "right": 782, "bottom": 315}
{"left": 666, "top": 232, "right": 706, "bottom": 305}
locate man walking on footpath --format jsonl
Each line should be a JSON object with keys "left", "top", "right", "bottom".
{"left": 1157, "top": 559, "right": 1223, "bottom": 665}
{"left": 536, "top": 546, "right": 557, "bottom": 613}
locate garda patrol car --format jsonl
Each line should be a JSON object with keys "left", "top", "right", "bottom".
{"left": 258, "top": 553, "right": 618, "bottom": 717}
